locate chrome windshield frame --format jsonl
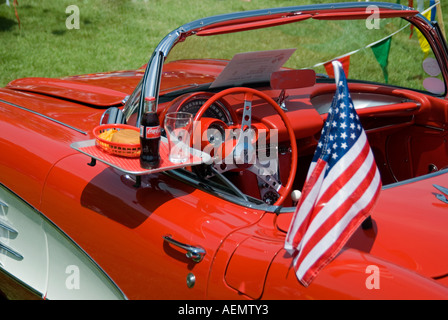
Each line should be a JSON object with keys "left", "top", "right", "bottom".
{"left": 122, "top": 1, "right": 437, "bottom": 125}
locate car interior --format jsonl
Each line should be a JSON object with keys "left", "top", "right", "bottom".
{"left": 154, "top": 71, "right": 447, "bottom": 209}
{"left": 119, "top": 15, "right": 448, "bottom": 210}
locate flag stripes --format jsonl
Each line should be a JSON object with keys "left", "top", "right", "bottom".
{"left": 285, "top": 60, "right": 381, "bottom": 286}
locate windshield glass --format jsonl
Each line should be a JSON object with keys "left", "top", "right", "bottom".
{"left": 162, "top": 15, "right": 445, "bottom": 95}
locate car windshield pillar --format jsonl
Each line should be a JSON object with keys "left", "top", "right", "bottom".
{"left": 124, "top": 28, "right": 184, "bottom": 125}
{"left": 137, "top": 50, "right": 163, "bottom": 125}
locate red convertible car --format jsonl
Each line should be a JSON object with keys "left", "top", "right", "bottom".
{"left": 1, "top": 2, "right": 448, "bottom": 300}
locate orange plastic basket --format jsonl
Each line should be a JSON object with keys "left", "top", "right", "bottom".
{"left": 93, "top": 124, "right": 141, "bottom": 158}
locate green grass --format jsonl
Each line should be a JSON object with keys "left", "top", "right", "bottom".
{"left": 0, "top": 0, "right": 447, "bottom": 87}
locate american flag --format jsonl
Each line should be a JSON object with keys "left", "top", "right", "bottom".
{"left": 284, "top": 61, "right": 382, "bottom": 286}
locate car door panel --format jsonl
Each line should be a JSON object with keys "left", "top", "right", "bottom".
{"left": 40, "top": 153, "right": 265, "bottom": 299}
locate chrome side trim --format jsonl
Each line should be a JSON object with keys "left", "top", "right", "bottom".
{"left": 0, "top": 220, "right": 18, "bottom": 235}
{"left": 0, "top": 201, "right": 18, "bottom": 234}
{"left": 0, "top": 241, "right": 23, "bottom": 260}
{"left": 0, "top": 265, "right": 44, "bottom": 299}
{"left": 382, "top": 168, "right": 448, "bottom": 190}
{"left": 275, "top": 169, "right": 448, "bottom": 214}
{"left": 0, "top": 182, "right": 127, "bottom": 300}
{"left": 0, "top": 99, "right": 87, "bottom": 135}
{"left": 0, "top": 199, "right": 19, "bottom": 242}
{"left": 434, "top": 184, "right": 448, "bottom": 204}
{"left": 0, "top": 200, "right": 8, "bottom": 210}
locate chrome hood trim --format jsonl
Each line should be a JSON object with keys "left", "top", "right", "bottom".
{"left": 0, "top": 99, "right": 87, "bottom": 135}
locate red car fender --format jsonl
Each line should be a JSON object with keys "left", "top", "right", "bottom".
{"left": 262, "top": 247, "right": 448, "bottom": 300}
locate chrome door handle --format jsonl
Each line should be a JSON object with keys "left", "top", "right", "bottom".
{"left": 163, "top": 235, "right": 206, "bottom": 263}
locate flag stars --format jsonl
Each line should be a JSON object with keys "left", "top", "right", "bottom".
{"left": 318, "top": 70, "right": 363, "bottom": 162}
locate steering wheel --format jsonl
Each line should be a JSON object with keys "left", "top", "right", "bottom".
{"left": 194, "top": 87, "right": 297, "bottom": 206}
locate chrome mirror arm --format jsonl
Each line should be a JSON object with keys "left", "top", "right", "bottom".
{"left": 100, "top": 107, "right": 125, "bottom": 125}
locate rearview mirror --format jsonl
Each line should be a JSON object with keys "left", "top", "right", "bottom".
{"left": 100, "top": 107, "right": 126, "bottom": 125}
{"left": 270, "top": 69, "right": 316, "bottom": 90}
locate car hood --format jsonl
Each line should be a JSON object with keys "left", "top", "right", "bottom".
{"left": 276, "top": 170, "right": 448, "bottom": 282}
{"left": 4, "top": 59, "right": 227, "bottom": 109}
{"left": 5, "top": 68, "right": 145, "bottom": 108}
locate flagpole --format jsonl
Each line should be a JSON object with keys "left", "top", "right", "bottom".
{"left": 332, "top": 61, "right": 341, "bottom": 84}
{"left": 436, "top": 2, "right": 446, "bottom": 40}
{"left": 284, "top": 61, "right": 382, "bottom": 286}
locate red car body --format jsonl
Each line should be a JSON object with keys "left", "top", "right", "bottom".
{"left": 1, "top": 2, "right": 448, "bottom": 300}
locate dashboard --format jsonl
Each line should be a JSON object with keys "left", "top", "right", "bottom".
{"left": 171, "top": 93, "right": 234, "bottom": 125}
{"left": 311, "top": 92, "right": 406, "bottom": 114}
{"left": 164, "top": 84, "right": 425, "bottom": 142}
